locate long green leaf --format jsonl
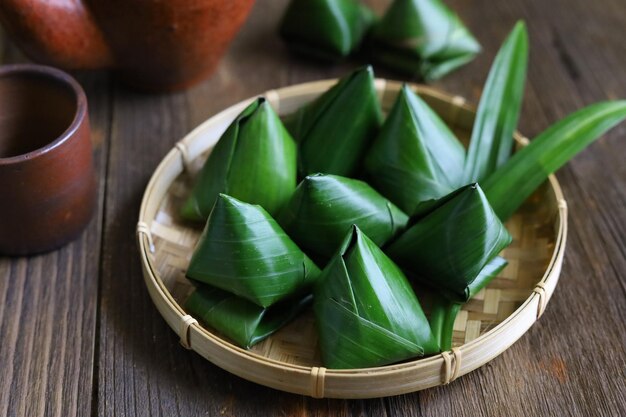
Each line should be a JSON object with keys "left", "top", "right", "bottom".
{"left": 365, "top": 84, "right": 466, "bottom": 213}
{"left": 314, "top": 226, "right": 438, "bottom": 369}
{"left": 483, "top": 101, "right": 626, "bottom": 220}
{"left": 464, "top": 21, "right": 528, "bottom": 183}
{"left": 386, "top": 184, "right": 511, "bottom": 302}
{"left": 368, "top": 0, "right": 481, "bottom": 80}
{"left": 186, "top": 194, "right": 320, "bottom": 308}
{"left": 185, "top": 283, "right": 312, "bottom": 349}
{"left": 283, "top": 66, "right": 383, "bottom": 177}
{"left": 181, "top": 98, "right": 296, "bottom": 221}
{"left": 279, "top": 173, "right": 408, "bottom": 259}
{"left": 280, "top": 0, "right": 375, "bottom": 60}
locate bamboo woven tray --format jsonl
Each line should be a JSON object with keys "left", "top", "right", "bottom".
{"left": 137, "top": 79, "right": 568, "bottom": 399}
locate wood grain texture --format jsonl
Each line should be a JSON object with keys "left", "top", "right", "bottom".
{"left": 0, "top": 0, "right": 624, "bottom": 415}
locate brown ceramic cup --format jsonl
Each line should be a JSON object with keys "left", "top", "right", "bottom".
{"left": 0, "top": 64, "right": 96, "bottom": 255}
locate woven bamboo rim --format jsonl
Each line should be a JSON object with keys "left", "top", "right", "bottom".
{"left": 137, "top": 79, "right": 568, "bottom": 399}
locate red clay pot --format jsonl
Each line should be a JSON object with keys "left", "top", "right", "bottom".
{"left": 0, "top": 0, "right": 256, "bottom": 91}
{"left": 0, "top": 64, "right": 96, "bottom": 255}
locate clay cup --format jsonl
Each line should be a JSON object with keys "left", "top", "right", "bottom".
{"left": 0, "top": 64, "right": 96, "bottom": 255}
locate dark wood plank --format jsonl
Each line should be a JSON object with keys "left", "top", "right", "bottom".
{"left": 0, "top": 37, "right": 112, "bottom": 417}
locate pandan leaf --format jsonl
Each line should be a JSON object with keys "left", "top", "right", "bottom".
{"left": 186, "top": 194, "right": 320, "bottom": 308}
{"left": 428, "top": 256, "right": 507, "bottom": 350}
{"left": 280, "top": 0, "right": 375, "bottom": 61}
{"left": 283, "top": 66, "right": 383, "bottom": 177}
{"left": 483, "top": 101, "right": 626, "bottom": 220}
{"left": 314, "top": 226, "right": 439, "bottom": 369}
{"left": 185, "top": 283, "right": 313, "bottom": 349}
{"left": 368, "top": 0, "right": 481, "bottom": 80}
{"left": 464, "top": 21, "right": 528, "bottom": 183}
{"left": 279, "top": 173, "right": 408, "bottom": 260}
{"left": 364, "top": 84, "right": 466, "bottom": 213}
{"left": 181, "top": 98, "right": 296, "bottom": 221}
{"left": 386, "top": 184, "right": 512, "bottom": 302}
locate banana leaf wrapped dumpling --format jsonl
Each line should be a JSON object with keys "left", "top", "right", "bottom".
{"left": 187, "top": 194, "right": 320, "bottom": 308}
{"left": 280, "top": 0, "right": 375, "bottom": 61}
{"left": 283, "top": 66, "right": 383, "bottom": 177}
{"left": 185, "top": 283, "right": 312, "bottom": 349}
{"left": 368, "top": 0, "right": 481, "bottom": 81}
{"left": 314, "top": 226, "right": 439, "bottom": 369}
{"left": 386, "top": 183, "right": 512, "bottom": 303}
{"left": 181, "top": 98, "right": 296, "bottom": 222}
{"left": 365, "top": 84, "right": 466, "bottom": 214}
{"left": 279, "top": 173, "right": 408, "bottom": 259}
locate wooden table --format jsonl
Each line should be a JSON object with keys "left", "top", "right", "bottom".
{"left": 1, "top": 1, "right": 625, "bottom": 416}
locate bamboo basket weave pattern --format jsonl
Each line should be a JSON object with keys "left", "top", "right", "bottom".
{"left": 137, "top": 80, "right": 568, "bottom": 398}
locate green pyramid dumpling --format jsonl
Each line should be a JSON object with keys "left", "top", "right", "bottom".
{"left": 279, "top": 173, "right": 408, "bottom": 259}
{"left": 368, "top": 0, "right": 481, "bottom": 80}
{"left": 386, "top": 184, "right": 512, "bottom": 302}
{"left": 365, "top": 84, "right": 466, "bottom": 214}
{"left": 283, "top": 66, "right": 382, "bottom": 177}
{"left": 280, "top": 0, "right": 375, "bottom": 60}
{"left": 187, "top": 194, "right": 320, "bottom": 308}
{"left": 181, "top": 98, "right": 296, "bottom": 221}
{"left": 314, "top": 226, "right": 439, "bottom": 369}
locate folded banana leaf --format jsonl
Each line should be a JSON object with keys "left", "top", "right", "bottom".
{"left": 428, "top": 256, "right": 507, "bottom": 350}
{"left": 185, "top": 283, "right": 313, "bottom": 349}
{"left": 181, "top": 98, "right": 297, "bottom": 222}
{"left": 186, "top": 194, "right": 320, "bottom": 308}
{"left": 314, "top": 225, "right": 439, "bottom": 369}
{"left": 280, "top": 0, "right": 375, "bottom": 61}
{"left": 368, "top": 0, "right": 481, "bottom": 80}
{"left": 364, "top": 84, "right": 466, "bottom": 214}
{"left": 464, "top": 21, "right": 528, "bottom": 183}
{"left": 283, "top": 66, "right": 383, "bottom": 177}
{"left": 279, "top": 173, "right": 408, "bottom": 260}
{"left": 386, "top": 183, "right": 511, "bottom": 302}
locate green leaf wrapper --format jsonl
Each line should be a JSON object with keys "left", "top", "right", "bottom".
{"left": 280, "top": 0, "right": 375, "bottom": 61}
{"left": 283, "top": 66, "right": 383, "bottom": 177}
{"left": 181, "top": 98, "right": 297, "bottom": 221}
{"left": 279, "top": 173, "right": 408, "bottom": 259}
{"left": 368, "top": 0, "right": 481, "bottom": 80}
{"left": 428, "top": 256, "right": 507, "bottom": 350}
{"left": 464, "top": 22, "right": 528, "bottom": 183}
{"left": 185, "top": 283, "right": 313, "bottom": 349}
{"left": 314, "top": 226, "right": 439, "bottom": 369}
{"left": 186, "top": 194, "right": 320, "bottom": 308}
{"left": 483, "top": 100, "right": 626, "bottom": 220}
{"left": 364, "top": 84, "right": 466, "bottom": 214}
{"left": 386, "top": 184, "right": 512, "bottom": 303}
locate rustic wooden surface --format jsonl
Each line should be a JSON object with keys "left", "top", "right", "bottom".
{"left": 0, "top": 0, "right": 625, "bottom": 416}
